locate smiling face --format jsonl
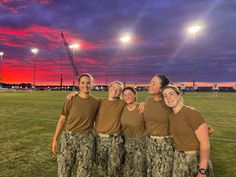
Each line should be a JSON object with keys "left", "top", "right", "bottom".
{"left": 148, "top": 76, "right": 162, "bottom": 95}
{"left": 109, "top": 82, "right": 122, "bottom": 99}
{"left": 78, "top": 76, "right": 93, "bottom": 94}
{"left": 162, "top": 88, "right": 181, "bottom": 108}
{"left": 122, "top": 89, "right": 136, "bottom": 104}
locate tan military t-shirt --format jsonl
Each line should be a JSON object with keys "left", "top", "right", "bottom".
{"left": 60, "top": 95, "right": 99, "bottom": 133}
{"left": 95, "top": 99, "right": 126, "bottom": 134}
{"left": 144, "top": 96, "right": 171, "bottom": 136}
{"left": 169, "top": 105, "right": 205, "bottom": 151}
{"left": 121, "top": 105, "right": 145, "bottom": 138}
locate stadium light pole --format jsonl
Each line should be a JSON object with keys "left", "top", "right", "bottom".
{"left": 120, "top": 34, "right": 131, "bottom": 87}
{"left": 188, "top": 25, "right": 201, "bottom": 90}
{"left": 0, "top": 51, "right": 4, "bottom": 88}
{"left": 31, "top": 48, "right": 39, "bottom": 90}
{"left": 60, "top": 54, "right": 63, "bottom": 91}
{"left": 69, "top": 43, "right": 80, "bottom": 90}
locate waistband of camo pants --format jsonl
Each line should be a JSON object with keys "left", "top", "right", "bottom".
{"left": 124, "top": 135, "right": 146, "bottom": 140}
{"left": 177, "top": 150, "right": 198, "bottom": 155}
{"left": 65, "top": 130, "right": 91, "bottom": 136}
{"left": 149, "top": 135, "right": 172, "bottom": 140}
{"left": 124, "top": 135, "right": 146, "bottom": 142}
{"left": 98, "top": 133, "right": 120, "bottom": 138}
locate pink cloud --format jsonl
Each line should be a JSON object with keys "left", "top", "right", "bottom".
{"left": 0, "top": 25, "right": 101, "bottom": 50}
{"left": 1, "top": 0, "right": 53, "bottom": 14}
{"left": 1, "top": 0, "right": 27, "bottom": 14}
{"left": 81, "top": 57, "right": 97, "bottom": 64}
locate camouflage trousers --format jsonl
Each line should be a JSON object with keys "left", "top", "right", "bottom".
{"left": 172, "top": 150, "right": 214, "bottom": 177}
{"left": 123, "top": 136, "right": 147, "bottom": 177}
{"left": 57, "top": 130, "right": 95, "bottom": 177}
{"left": 96, "top": 134, "right": 125, "bottom": 177}
{"left": 146, "top": 136, "right": 174, "bottom": 177}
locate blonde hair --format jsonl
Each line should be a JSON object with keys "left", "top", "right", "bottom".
{"left": 109, "top": 80, "right": 124, "bottom": 90}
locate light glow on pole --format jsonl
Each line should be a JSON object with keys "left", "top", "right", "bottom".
{"left": 69, "top": 43, "right": 80, "bottom": 57}
{"left": 69, "top": 43, "right": 80, "bottom": 50}
{"left": 31, "top": 48, "right": 39, "bottom": 56}
{"left": 120, "top": 34, "right": 131, "bottom": 86}
{"left": 120, "top": 35, "right": 131, "bottom": 44}
{"left": 69, "top": 43, "right": 80, "bottom": 90}
{"left": 187, "top": 25, "right": 201, "bottom": 90}
{"left": 188, "top": 25, "right": 201, "bottom": 34}
{"left": 31, "top": 48, "right": 39, "bottom": 90}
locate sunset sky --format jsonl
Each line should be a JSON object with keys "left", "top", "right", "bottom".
{"left": 0, "top": 0, "right": 235, "bottom": 85}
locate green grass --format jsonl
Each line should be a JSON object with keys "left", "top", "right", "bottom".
{"left": 0, "top": 91, "right": 236, "bottom": 177}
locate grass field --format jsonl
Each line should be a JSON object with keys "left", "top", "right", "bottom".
{"left": 0, "top": 91, "right": 236, "bottom": 177}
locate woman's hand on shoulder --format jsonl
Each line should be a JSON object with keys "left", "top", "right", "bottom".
{"left": 66, "top": 91, "right": 78, "bottom": 100}
{"left": 207, "top": 124, "right": 214, "bottom": 136}
{"left": 138, "top": 102, "right": 146, "bottom": 113}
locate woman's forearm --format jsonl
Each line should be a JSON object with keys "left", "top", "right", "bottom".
{"left": 53, "top": 115, "right": 66, "bottom": 141}
{"left": 199, "top": 142, "right": 210, "bottom": 168}
{"left": 195, "top": 123, "right": 210, "bottom": 169}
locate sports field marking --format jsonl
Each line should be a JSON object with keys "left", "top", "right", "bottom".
{"left": 211, "top": 137, "right": 236, "bottom": 142}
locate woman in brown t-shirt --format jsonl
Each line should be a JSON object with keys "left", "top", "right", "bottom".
{"left": 120, "top": 87, "right": 146, "bottom": 177}
{"left": 144, "top": 74, "right": 174, "bottom": 177}
{"left": 162, "top": 84, "right": 214, "bottom": 177}
{"left": 51, "top": 73, "right": 99, "bottom": 177}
